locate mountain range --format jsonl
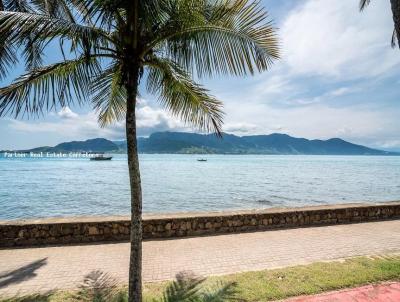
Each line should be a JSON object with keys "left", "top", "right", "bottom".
{"left": 7, "top": 132, "right": 398, "bottom": 155}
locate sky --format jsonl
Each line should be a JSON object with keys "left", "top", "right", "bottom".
{"left": 1, "top": 0, "right": 400, "bottom": 151}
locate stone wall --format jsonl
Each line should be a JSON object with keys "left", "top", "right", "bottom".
{"left": 1, "top": 202, "right": 400, "bottom": 248}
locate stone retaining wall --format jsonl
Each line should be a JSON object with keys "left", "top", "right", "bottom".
{"left": 1, "top": 202, "right": 400, "bottom": 248}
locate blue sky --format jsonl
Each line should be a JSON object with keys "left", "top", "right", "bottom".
{"left": 1, "top": 0, "right": 400, "bottom": 151}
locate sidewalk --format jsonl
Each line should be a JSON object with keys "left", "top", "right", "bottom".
{"left": 1, "top": 220, "right": 400, "bottom": 296}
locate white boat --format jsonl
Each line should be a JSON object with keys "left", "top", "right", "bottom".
{"left": 90, "top": 154, "right": 112, "bottom": 161}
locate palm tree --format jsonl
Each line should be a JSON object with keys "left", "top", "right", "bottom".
{"left": 360, "top": 0, "right": 400, "bottom": 47}
{"left": 0, "top": 0, "right": 279, "bottom": 301}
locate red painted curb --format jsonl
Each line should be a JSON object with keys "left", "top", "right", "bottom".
{"left": 283, "top": 282, "right": 400, "bottom": 302}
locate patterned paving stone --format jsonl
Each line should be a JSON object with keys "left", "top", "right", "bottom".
{"left": 0, "top": 220, "right": 400, "bottom": 297}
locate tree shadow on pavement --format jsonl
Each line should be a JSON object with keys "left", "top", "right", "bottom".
{"left": 0, "top": 258, "right": 48, "bottom": 289}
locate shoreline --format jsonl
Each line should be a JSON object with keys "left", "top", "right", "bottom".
{"left": 1, "top": 201, "right": 400, "bottom": 224}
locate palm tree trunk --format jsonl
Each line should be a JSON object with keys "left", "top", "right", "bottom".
{"left": 126, "top": 66, "right": 142, "bottom": 302}
{"left": 391, "top": 0, "right": 400, "bottom": 47}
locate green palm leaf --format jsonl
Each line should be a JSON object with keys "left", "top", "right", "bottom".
{"left": 0, "top": 56, "right": 100, "bottom": 117}
{"left": 200, "top": 282, "right": 238, "bottom": 302}
{"left": 160, "top": 272, "right": 204, "bottom": 302}
{"left": 31, "top": 0, "right": 76, "bottom": 22}
{"left": 145, "top": 0, "right": 279, "bottom": 77}
{"left": 146, "top": 57, "right": 224, "bottom": 135}
{"left": 0, "top": 41, "right": 17, "bottom": 80}
{"left": 0, "top": 11, "right": 111, "bottom": 52}
{"left": 392, "top": 28, "right": 398, "bottom": 47}
{"left": 359, "top": 0, "right": 371, "bottom": 11}
{"left": 2, "top": 0, "right": 32, "bottom": 12}
{"left": 92, "top": 63, "right": 127, "bottom": 127}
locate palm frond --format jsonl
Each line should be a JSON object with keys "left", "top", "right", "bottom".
{"left": 91, "top": 0, "right": 126, "bottom": 31}
{"left": 0, "top": 1, "right": 72, "bottom": 71}
{"left": 161, "top": 272, "right": 205, "bottom": 302}
{"left": 73, "top": 270, "right": 127, "bottom": 302}
{"left": 139, "top": 0, "right": 167, "bottom": 33}
{"left": 2, "top": 0, "right": 32, "bottom": 12}
{"left": 0, "top": 42, "right": 17, "bottom": 80}
{"left": 145, "top": 0, "right": 280, "bottom": 78}
{"left": 0, "top": 56, "right": 101, "bottom": 117}
{"left": 31, "top": 0, "right": 76, "bottom": 22}
{"left": 22, "top": 35, "right": 46, "bottom": 70}
{"left": 92, "top": 63, "right": 127, "bottom": 127}
{"left": 60, "top": 0, "right": 126, "bottom": 32}
{"left": 359, "top": 0, "right": 371, "bottom": 11}
{"left": 200, "top": 282, "right": 238, "bottom": 302}
{"left": 146, "top": 57, "right": 224, "bottom": 135}
{"left": 62, "top": 0, "right": 95, "bottom": 25}
{"left": 392, "top": 28, "right": 398, "bottom": 48}
{"left": 75, "top": 271, "right": 117, "bottom": 302}
{"left": 0, "top": 11, "right": 112, "bottom": 53}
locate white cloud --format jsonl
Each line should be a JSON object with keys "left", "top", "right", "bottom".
{"left": 57, "top": 106, "right": 78, "bottom": 119}
{"left": 9, "top": 103, "right": 188, "bottom": 142}
{"left": 282, "top": 86, "right": 357, "bottom": 106}
{"left": 9, "top": 110, "right": 122, "bottom": 140}
{"left": 136, "top": 105, "right": 187, "bottom": 136}
{"left": 234, "top": 102, "right": 400, "bottom": 148}
{"left": 220, "top": 80, "right": 396, "bottom": 141}
{"left": 377, "top": 140, "right": 400, "bottom": 150}
{"left": 281, "top": 0, "right": 400, "bottom": 78}
{"left": 287, "top": 97, "right": 321, "bottom": 106}
{"left": 254, "top": 74, "right": 293, "bottom": 96}
{"left": 223, "top": 122, "right": 259, "bottom": 135}
{"left": 329, "top": 87, "right": 354, "bottom": 97}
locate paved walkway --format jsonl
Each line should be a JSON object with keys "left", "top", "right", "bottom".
{"left": 0, "top": 220, "right": 400, "bottom": 297}
{"left": 284, "top": 282, "right": 400, "bottom": 302}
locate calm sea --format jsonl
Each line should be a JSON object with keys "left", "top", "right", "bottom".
{"left": 0, "top": 154, "right": 399, "bottom": 220}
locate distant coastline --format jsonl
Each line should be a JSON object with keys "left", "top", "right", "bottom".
{"left": 1, "top": 131, "right": 399, "bottom": 156}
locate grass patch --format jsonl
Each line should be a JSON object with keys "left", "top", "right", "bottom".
{"left": 207, "top": 255, "right": 400, "bottom": 301}
{"left": 1, "top": 255, "right": 400, "bottom": 302}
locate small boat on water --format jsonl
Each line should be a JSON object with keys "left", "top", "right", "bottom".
{"left": 197, "top": 159, "right": 207, "bottom": 162}
{"left": 90, "top": 154, "right": 112, "bottom": 161}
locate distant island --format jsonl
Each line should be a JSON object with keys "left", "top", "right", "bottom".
{"left": 4, "top": 132, "right": 399, "bottom": 155}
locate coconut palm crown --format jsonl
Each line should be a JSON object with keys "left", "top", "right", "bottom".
{"left": 0, "top": 1, "right": 279, "bottom": 301}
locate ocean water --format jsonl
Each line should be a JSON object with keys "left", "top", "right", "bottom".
{"left": 0, "top": 154, "right": 399, "bottom": 220}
